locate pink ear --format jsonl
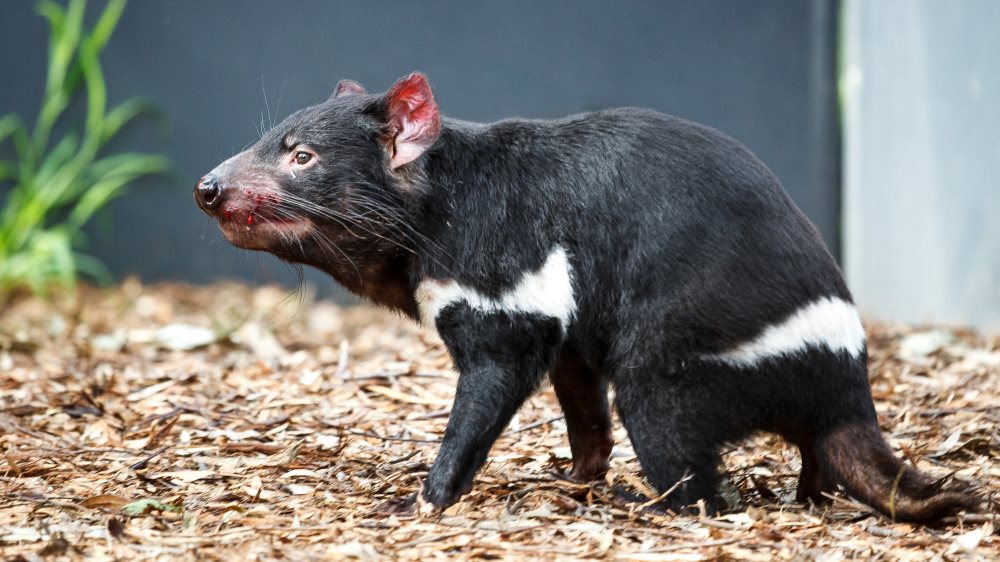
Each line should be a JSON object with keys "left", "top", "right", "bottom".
{"left": 385, "top": 73, "right": 440, "bottom": 169}
{"left": 333, "top": 79, "right": 366, "bottom": 98}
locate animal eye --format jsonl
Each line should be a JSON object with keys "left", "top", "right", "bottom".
{"left": 293, "top": 151, "right": 312, "bottom": 165}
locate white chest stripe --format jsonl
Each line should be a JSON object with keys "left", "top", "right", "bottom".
{"left": 416, "top": 247, "right": 576, "bottom": 329}
{"left": 707, "top": 296, "right": 866, "bottom": 367}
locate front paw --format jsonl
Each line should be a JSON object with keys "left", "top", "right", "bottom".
{"left": 421, "top": 471, "right": 472, "bottom": 510}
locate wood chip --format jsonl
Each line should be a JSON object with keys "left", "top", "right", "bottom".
{"left": 0, "top": 282, "right": 995, "bottom": 560}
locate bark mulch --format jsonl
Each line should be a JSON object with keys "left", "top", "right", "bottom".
{"left": 0, "top": 281, "right": 996, "bottom": 560}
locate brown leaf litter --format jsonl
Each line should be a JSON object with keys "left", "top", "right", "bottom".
{"left": 0, "top": 279, "right": 997, "bottom": 560}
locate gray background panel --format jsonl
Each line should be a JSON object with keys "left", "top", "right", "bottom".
{"left": 0, "top": 0, "right": 839, "bottom": 299}
{"left": 843, "top": 0, "right": 1000, "bottom": 329}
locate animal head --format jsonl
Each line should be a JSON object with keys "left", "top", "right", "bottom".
{"left": 193, "top": 73, "right": 440, "bottom": 267}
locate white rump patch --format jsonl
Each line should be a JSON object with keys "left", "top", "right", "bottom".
{"left": 707, "top": 296, "right": 866, "bottom": 367}
{"left": 416, "top": 247, "right": 576, "bottom": 330}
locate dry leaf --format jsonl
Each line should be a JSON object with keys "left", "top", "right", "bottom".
{"left": 79, "top": 494, "right": 130, "bottom": 510}
{"left": 0, "top": 283, "right": 995, "bottom": 560}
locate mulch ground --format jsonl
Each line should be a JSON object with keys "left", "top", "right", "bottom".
{"left": 0, "top": 280, "right": 997, "bottom": 561}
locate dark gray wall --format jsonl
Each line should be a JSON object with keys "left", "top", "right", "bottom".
{"left": 0, "top": 0, "right": 839, "bottom": 296}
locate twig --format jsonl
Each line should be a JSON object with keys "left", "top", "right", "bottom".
{"left": 628, "top": 536, "right": 744, "bottom": 554}
{"left": 512, "top": 415, "right": 564, "bottom": 433}
{"left": 393, "top": 530, "right": 467, "bottom": 548}
{"left": 348, "top": 429, "right": 440, "bottom": 444}
{"left": 940, "top": 513, "right": 999, "bottom": 525}
{"left": 641, "top": 472, "right": 694, "bottom": 509}
{"left": 884, "top": 405, "right": 1000, "bottom": 418}
{"left": 130, "top": 445, "right": 170, "bottom": 471}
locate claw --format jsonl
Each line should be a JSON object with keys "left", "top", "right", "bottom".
{"left": 416, "top": 486, "right": 444, "bottom": 516}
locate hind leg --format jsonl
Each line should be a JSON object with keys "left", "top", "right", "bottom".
{"left": 796, "top": 439, "right": 837, "bottom": 504}
{"left": 550, "top": 350, "right": 613, "bottom": 481}
{"left": 613, "top": 370, "right": 723, "bottom": 514}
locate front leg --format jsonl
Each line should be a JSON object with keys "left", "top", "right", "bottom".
{"left": 422, "top": 304, "right": 564, "bottom": 509}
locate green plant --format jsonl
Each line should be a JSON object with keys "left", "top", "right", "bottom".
{"left": 0, "top": 0, "right": 168, "bottom": 296}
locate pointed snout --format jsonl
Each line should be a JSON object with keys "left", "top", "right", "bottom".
{"left": 194, "top": 173, "right": 226, "bottom": 214}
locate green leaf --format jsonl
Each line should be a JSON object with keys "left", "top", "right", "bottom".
{"left": 76, "top": 2, "right": 126, "bottom": 153}
{"left": 78, "top": 44, "right": 107, "bottom": 156}
{"left": 87, "top": 152, "right": 167, "bottom": 180}
{"left": 88, "top": 0, "right": 128, "bottom": 54}
{"left": 32, "top": 0, "right": 84, "bottom": 157}
{"left": 0, "top": 161, "right": 15, "bottom": 182}
{"left": 43, "top": 228, "right": 77, "bottom": 287}
{"left": 72, "top": 251, "right": 112, "bottom": 285}
{"left": 101, "top": 98, "right": 153, "bottom": 145}
{"left": 0, "top": 114, "right": 33, "bottom": 176}
{"left": 0, "top": 114, "right": 26, "bottom": 146}
{"left": 122, "top": 498, "right": 182, "bottom": 516}
{"left": 35, "top": 1, "right": 73, "bottom": 96}
{"left": 0, "top": 229, "right": 75, "bottom": 294}
{"left": 0, "top": 0, "right": 167, "bottom": 293}
{"left": 33, "top": 132, "right": 79, "bottom": 186}
{"left": 70, "top": 162, "right": 165, "bottom": 226}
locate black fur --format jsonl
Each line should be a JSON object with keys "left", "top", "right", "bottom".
{"left": 196, "top": 73, "right": 978, "bottom": 522}
{"left": 426, "top": 304, "right": 563, "bottom": 507}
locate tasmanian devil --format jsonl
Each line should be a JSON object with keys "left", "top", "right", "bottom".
{"left": 194, "top": 72, "right": 977, "bottom": 522}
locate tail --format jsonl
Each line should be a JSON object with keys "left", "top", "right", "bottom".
{"left": 815, "top": 422, "right": 980, "bottom": 523}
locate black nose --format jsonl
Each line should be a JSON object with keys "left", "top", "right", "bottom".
{"left": 195, "top": 175, "right": 224, "bottom": 211}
